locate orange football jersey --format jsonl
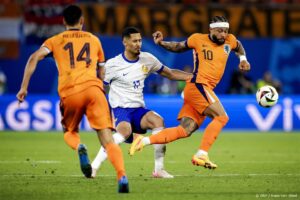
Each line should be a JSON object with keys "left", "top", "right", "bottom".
{"left": 187, "top": 33, "right": 238, "bottom": 89}
{"left": 42, "top": 30, "right": 105, "bottom": 98}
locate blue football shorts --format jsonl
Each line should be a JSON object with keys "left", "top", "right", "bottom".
{"left": 112, "top": 107, "right": 151, "bottom": 143}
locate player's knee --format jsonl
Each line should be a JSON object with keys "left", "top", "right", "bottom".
{"left": 182, "top": 127, "right": 194, "bottom": 137}
{"left": 116, "top": 123, "right": 132, "bottom": 138}
{"left": 145, "top": 111, "right": 164, "bottom": 128}
{"left": 152, "top": 120, "right": 164, "bottom": 129}
{"left": 150, "top": 116, "right": 164, "bottom": 128}
{"left": 215, "top": 115, "right": 229, "bottom": 126}
{"left": 180, "top": 118, "right": 198, "bottom": 136}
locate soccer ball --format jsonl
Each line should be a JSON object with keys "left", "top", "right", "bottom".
{"left": 256, "top": 85, "right": 279, "bottom": 107}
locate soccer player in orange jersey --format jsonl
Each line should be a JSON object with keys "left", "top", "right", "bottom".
{"left": 130, "top": 16, "right": 251, "bottom": 169}
{"left": 16, "top": 5, "right": 129, "bottom": 193}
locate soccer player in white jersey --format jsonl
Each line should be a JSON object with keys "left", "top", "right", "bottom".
{"left": 91, "top": 27, "right": 192, "bottom": 178}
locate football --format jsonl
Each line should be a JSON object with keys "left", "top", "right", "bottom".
{"left": 256, "top": 85, "right": 279, "bottom": 107}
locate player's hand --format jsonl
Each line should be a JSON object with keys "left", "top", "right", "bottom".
{"left": 239, "top": 60, "right": 251, "bottom": 71}
{"left": 152, "top": 31, "right": 164, "bottom": 45}
{"left": 16, "top": 88, "right": 28, "bottom": 105}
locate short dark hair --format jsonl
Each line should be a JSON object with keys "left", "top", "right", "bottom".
{"left": 210, "top": 16, "right": 228, "bottom": 24}
{"left": 122, "top": 27, "right": 140, "bottom": 39}
{"left": 63, "top": 5, "right": 82, "bottom": 26}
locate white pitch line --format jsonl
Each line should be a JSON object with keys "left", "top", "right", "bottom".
{"left": 1, "top": 174, "right": 300, "bottom": 178}
{"left": 219, "top": 161, "right": 299, "bottom": 164}
{"left": 0, "top": 160, "right": 61, "bottom": 164}
{"left": 125, "top": 160, "right": 300, "bottom": 164}
{"left": 175, "top": 174, "right": 300, "bottom": 177}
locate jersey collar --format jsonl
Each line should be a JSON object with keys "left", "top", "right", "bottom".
{"left": 67, "top": 28, "right": 80, "bottom": 31}
{"left": 122, "top": 53, "right": 139, "bottom": 63}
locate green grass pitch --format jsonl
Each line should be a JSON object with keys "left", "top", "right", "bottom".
{"left": 0, "top": 131, "right": 299, "bottom": 200}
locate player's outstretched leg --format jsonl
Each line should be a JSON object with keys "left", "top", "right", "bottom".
{"left": 91, "top": 147, "right": 106, "bottom": 178}
{"left": 98, "top": 129, "right": 129, "bottom": 193}
{"left": 191, "top": 116, "right": 228, "bottom": 169}
{"left": 77, "top": 144, "right": 92, "bottom": 178}
{"left": 152, "top": 144, "right": 174, "bottom": 178}
{"left": 151, "top": 128, "right": 174, "bottom": 178}
{"left": 91, "top": 132, "right": 125, "bottom": 178}
{"left": 130, "top": 126, "right": 188, "bottom": 156}
{"left": 106, "top": 143, "right": 129, "bottom": 193}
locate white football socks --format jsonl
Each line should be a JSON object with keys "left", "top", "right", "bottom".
{"left": 141, "top": 137, "right": 151, "bottom": 145}
{"left": 151, "top": 127, "right": 165, "bottom": 172}
{"left": 91, "top": 132, "right": 125, "bottom": 171}
{"left": 196, "top": 149, "right": 208, "bottom": 157}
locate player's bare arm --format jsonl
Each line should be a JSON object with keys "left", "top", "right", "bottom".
{"left": 159, "top": 66, "right": 193, "bottom": 81}
{"left": 234, "top": 40, "right": 246, "bottom": 57}
{"left": 16, "top": 47, "right": 49, "bottom": 103}
{"left": 234, "top": 40, "right": 251, "bottom": 71}
{"left": 153, "top": 31, "right": 189, "bottom": 52}
{"left": 97, "top": 62, "right": 105, "bottom": 81}
{"left": 159, "top": 41, "right": 189, "bottom": 53}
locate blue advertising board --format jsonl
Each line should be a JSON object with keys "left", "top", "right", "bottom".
{"left": 0, "top": 95, "right": 299, "bottom": 132}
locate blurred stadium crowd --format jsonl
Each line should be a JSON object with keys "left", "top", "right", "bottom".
{"left": 3, "top": 0, "right": 300, "bottom": 4}
{"left": 80, "top": 0, "right": 300, "bottom": 4}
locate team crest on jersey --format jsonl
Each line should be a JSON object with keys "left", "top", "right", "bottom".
{"left": 142, "top": 65, "right": 149, "bottom": 73}
{"left": 224, "top": 44, "right": 230, "bottom": 55}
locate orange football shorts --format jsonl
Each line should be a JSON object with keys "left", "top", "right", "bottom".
{"left": 60, "top": 85, "right": 113, "bottom": 132}
{"left": 177, "top": 82, "right": 220, "bottom": 126}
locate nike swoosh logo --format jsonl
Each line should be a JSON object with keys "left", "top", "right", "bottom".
{"left": 123, "top": 72, "right": 129, "bottom": 76}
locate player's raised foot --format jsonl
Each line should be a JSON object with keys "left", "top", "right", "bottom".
{"left": 129, "top": 135, "right": 144, "bottom": 156}
{"left": 77, "top": 144, "right": 92, "bottom": 178}
{"left": 191, "top": 155, "right": 217, "bottom": 169}
{"left": 152, "top": 169, "right": 174, "bottom": 178}
{"left": 118, "top": 176, "right": 129, "bottom": 193}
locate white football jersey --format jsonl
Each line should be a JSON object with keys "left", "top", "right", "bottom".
{"left": 104, "top": 52, "right": 164, "bottom": 108}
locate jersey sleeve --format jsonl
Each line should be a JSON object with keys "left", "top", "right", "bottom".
{"left": 104, "top": 61, "right": 114, "bottom": 85}
{"left": 147, "top": 53, "right": 164, "bottom": 73}
{"left": 97, "top": 38, "right": 105, "bottom": 63}
{"left": 228, "top": 34, "right": 238, "bottom": 50}
{"left": 90, "top": 35, "right": 105, "bottom": 64}
{"left": 187, "top": 33, "right": 201, "bottom": 49}
{"left": 41, "top": 37, "right": 54, "bottom": 53}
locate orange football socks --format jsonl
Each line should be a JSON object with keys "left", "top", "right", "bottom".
{"left": 106, "top": 143, "right": 126, "bottom": 180}
{"left": 149, "top": 125, "right": 189, "bottom": 144}
{"left": 200, "top": 116, "right": 229, "bottom": 151}
{"left": 63, "top": 131, "right": 80, "bottom": 150}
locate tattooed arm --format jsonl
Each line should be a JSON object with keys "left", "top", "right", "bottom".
{"left": 234, "top": 40, "right": 251, "bottom": 71}
{"left": 153, "top": 31, "right": 190, "bottom": 53}
{"left": 234, "top": 40, "right": 246, "bottom": 58}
